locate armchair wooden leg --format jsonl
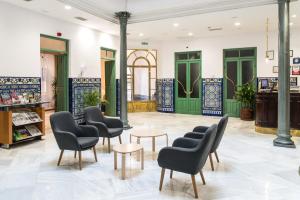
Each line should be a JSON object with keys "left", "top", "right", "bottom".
{"left": 102, "top": 138, "right": 105, "bottom": 145}
{"left": 118, "top": 136, "right": 122, "bottom": 144}
{"left": 74, "top": 151, "right": 77, "bottom": 158}
{"left": 159, "top": 168, "right": 165, "bottom": 191}
{"left": 108, "top": 138, "right": 111, "bottom": 153}
{"left": 79, "top": 151, "right": 82, "bottom": 170}
{"left": 170, "top": 170, "right": 173, "bottom": 179}
{"left": 214, "top": 151, "right": 220, "bottom": 163}
{"left": 209, "top": 153, "right": 214, "bottom": 171}
{"left": 93, "top": 146, "right": 98, "bottom": 162}
{"left": 191, "top": 175, "right": 199, "bottom": 199}
{"left": 57, "top": 150, "right": 64, "bottom": 166}
{"left": 199, "top": 170, "right": 206, "bottom": 185}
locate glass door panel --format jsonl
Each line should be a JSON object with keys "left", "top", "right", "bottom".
{"left": 177, "top": 63, "right": 187, "bottom": 98}
{"left": 134, "top": 68, "right": 149, "bottom": 101}
{"left": 190, "top": 62, "right": 201, "bottom": 98}
{"left": 241, "top": 60, "right": 254, "bottom": 85}
{"left": 226, "top": 61, "right": 238, "bottom": 99}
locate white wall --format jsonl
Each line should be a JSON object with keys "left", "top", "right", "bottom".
{"left": 136, "top": 30, "right": 300, "bottom": 79}
{"left": 0, "top": 2, "right": 120, "bottom": 78}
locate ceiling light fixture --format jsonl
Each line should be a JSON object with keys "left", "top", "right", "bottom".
{"left": 65, "top": 5, "right": 72, "bottom": 10}
{"left": 234, "top": 22, "right": 241, "bottom": 26}
{"left": 139, "top": 33, "right": 144, "bottom": 37}
{"left": 173, "top": 23, "right": 179, "bottom": 27}
{"left": 292, "top": 14, "right": 296, "bottom": 18}
{"left": 290, "top": 22, "right": 294, "bottom": 26}
{"left": 188, "top": 32, "right": 193, "bottom": 36}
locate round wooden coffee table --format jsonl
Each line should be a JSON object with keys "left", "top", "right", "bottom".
{"left": 113, "top": 144, "right": 144, "bottom": 180}
{"left": 130, "top": 129, "right": 168, "bottom": 157}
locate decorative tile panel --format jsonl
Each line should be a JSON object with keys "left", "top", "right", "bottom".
{"left": 202, "top": 78, "right": 223, "bottom": 116}
{"left": 156, "top": 79, "right": 175, "bottom": 112}
{"left": 69, "top": 78, "right": 101, "bottom": 124}
{"left": 0, "top": 77, "right": 41, "bottom": 96}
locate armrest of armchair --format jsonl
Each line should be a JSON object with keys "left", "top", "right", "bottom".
{"left": 172, "top": 137, "right": 199, "bottom": 148}
{"left": 104, "top": 117, "right": 123, "bottom": 128}
{"left": 193, "top": 126, "right": 209, "bottom": 133}
{"left": 78, "top": 125, "right": 99, "bottom": 137}
{"left": 184, "top": 132, "right": 206, "bottom": 140}
{"left": 54, "top": 131, "right": 80, "bottom": 151}
{"left": 86, "top": 120, "right": 109, "bottom": 137}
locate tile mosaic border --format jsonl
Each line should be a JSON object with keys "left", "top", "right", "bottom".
{"left": 0, "top": 77, "right": 41, "bottom": 97}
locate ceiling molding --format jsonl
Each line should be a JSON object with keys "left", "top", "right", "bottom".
{"left": 58, "top": 0, "right": 281, "bottom": 24}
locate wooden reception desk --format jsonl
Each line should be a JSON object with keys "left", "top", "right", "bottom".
{"left": 255, "top": 92, "right": 300, "bottom": 136}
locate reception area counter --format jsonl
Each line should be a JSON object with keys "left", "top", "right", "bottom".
{"left": 255, "top": 92, "right": 300, "bottom": 136}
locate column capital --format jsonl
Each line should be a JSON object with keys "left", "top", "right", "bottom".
{"left": 115, "top": 11, "right": 131, "bottom": 24}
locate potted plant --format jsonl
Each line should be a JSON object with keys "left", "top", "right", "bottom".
{"left": 83, "top": 90, "right": 108, "bottom": 112}
{"left": 235, "top": 83, "right": 256, "bottom": 121}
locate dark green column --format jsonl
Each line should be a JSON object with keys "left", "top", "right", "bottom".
{"left": 273, "top": 0, "right": 295, "bottom": 148}
{"left": 115, "top": 11, "right": 131, "bottom": 129}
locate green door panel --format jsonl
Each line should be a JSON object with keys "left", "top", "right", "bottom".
{"left": 175, "top": 59, "right": 201, "bottom": 114}
{"left": 104, "top": 61, "right": 116, "bottom": 116}
{"left": 223, "top": 48, "right": 256, "bottom": 117}
{"left": 55, "top": 54, "right": 69, "bottom": 112}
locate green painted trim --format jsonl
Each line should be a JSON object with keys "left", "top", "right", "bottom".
{"left": 40, "top": 48, "right": 66, "bottom": 54}
{"left": 40, "top": 34, "right": 69, "bottom": 42}
{"left": 101, "top": 47, "right": 116, "bottom": 60}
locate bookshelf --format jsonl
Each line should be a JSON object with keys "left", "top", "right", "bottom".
{"left": 0, "top": 102, "right": 46, "bottom": 148}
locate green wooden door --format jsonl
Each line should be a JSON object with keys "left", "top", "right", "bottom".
{"left": 175, "top": 60, "right": 201, "bottom": 114}
{"left": 104, "top": 60, "right": 116, "bottom": 116}
{"left": 56, "top": 54, "right": 69, "bottom": 111}
{"left": 224, "top": 58, "right": 256, "bottom": 117}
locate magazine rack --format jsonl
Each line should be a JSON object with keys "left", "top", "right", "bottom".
{"left": 0, "top": 102, "right": 46, "bottom": 148}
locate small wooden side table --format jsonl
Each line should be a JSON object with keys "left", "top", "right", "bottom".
{"left": 113, "top": 144, "right": 144, "bottom": 180}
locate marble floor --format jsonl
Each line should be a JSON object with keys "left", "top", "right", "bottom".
{"left": 0, "top": 112, "right": 300, "bottom": 200}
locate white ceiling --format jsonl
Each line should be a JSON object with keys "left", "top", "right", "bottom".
{"left": 58, "top": 0, "right": 281, "bottom": 23}
{"left": 2, "top": 0, "right": 300, "bottom": 42}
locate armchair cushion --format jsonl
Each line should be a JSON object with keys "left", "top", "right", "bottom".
{"left": 78, "top": 137, "right": 99, "bottom": 149}
{"left": 172, "top": 137, "right": 199, "bottom": 148}
{"left": 107, "top": 128, "right": 123, "bottom": 137}
{"left": 78, "top": 125, "right": 99, "bottom": 137}
{"left": 104, "top": 118, "right": 123, "bottom": 128}
{"left": 193, "top": 126, "right": 209, "bottom": 133}
{"left": 184, "top": 132, "right": 206, "bottom": 140}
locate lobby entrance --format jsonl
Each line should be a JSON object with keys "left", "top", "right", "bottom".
{"left": 223, "top": 47, "right": 257, "bottom": 117}
{"left": 175, "top": 51, "right": 202, "bottom": 114}
{"left": 40, "top": 34, "right": 69, "bottom": 112}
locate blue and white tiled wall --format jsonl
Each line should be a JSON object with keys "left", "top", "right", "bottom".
{"left": 69, "top": 78, "right": 101, "bottom": 124}
{"left": 0, "top": 77, "right": 41, "bottom": 97}
{"left": 156, "top": 79, "right": 175, "bottom": 112}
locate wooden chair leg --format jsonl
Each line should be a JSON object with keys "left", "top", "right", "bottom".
{"left": 214, "top": 151, "right": 220, "bottom": 163}
{"left": 108, "top": 138, "right": 111, "bottom": 153}
{"left": 74, "top": 151, "right": 77, "bottom": 158}
{"left": 102, "top": 138, "right": 105, "bottom": 145}
{"left": 79, "top": 151, "right": 82, "bottom": 170}
{"left": 93, "top": 146, "right": 98, "bottom": 162}
{"left": 191, "top": 175, "right": 199, "bottom": 199}
{"left": 209, "top": 153, "right": 214, "bottom": 171}
{"left": 159, "top": 168, "right": 165, "bottom": 191}
{"left": 119, "top": 136, "right": 122, "bottom": 144}
{"left": 57, "top": 150, "right": 64, "bottom": 166}
{"left": 199, "top": 170, "right": 206, "bottom": 185}
{"left": 170, "top": 170, "right": 173, "bottom": 179}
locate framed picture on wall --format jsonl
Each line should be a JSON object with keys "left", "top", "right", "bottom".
{"left": 273, "top": 66, "right": 278, "bottom": 73}
{"left": 290, "top": 50, "right": 294, "bottom": 57}
{"left": 267, "top": 50, "right": 274, "bottom": 60}
{"left": 292, "top": 66, "right": 300, "bottom": 75}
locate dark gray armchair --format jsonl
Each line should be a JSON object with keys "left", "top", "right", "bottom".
{"left": 84, "top": 106, "right": 123, "bottom": 153}
{"left": 157, "top": 124, "right": 217, "bottom": 198}
{"left": 184, "top": 115, "right": 229, "bottom": 171}
{"left": 50, "top": 111, "right": 99, "bottom": 170}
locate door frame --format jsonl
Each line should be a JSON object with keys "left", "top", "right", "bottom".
{"left": 223, "top": 47, "right": 257, "bottom": 117}
{"left": 40, "top": 34, "right": 69, "bottom": 111}
{"left": 174, "top": 51, "right": 202, "bottom": 114}
{"left": 101, "top": 47, "right": 116, "bottom": 116}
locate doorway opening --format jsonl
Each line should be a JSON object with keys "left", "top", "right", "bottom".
{"left": 101, "top": 48, "right": 116, "bottom": 116}
{"left": 40, "top": 34, "right": 69, "bottom": 112}
{"left": 175, "top": 51, "right": 202, "bottom": 114}
{"left": 223, "top": 47, "right": 257, "bottom": 117}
